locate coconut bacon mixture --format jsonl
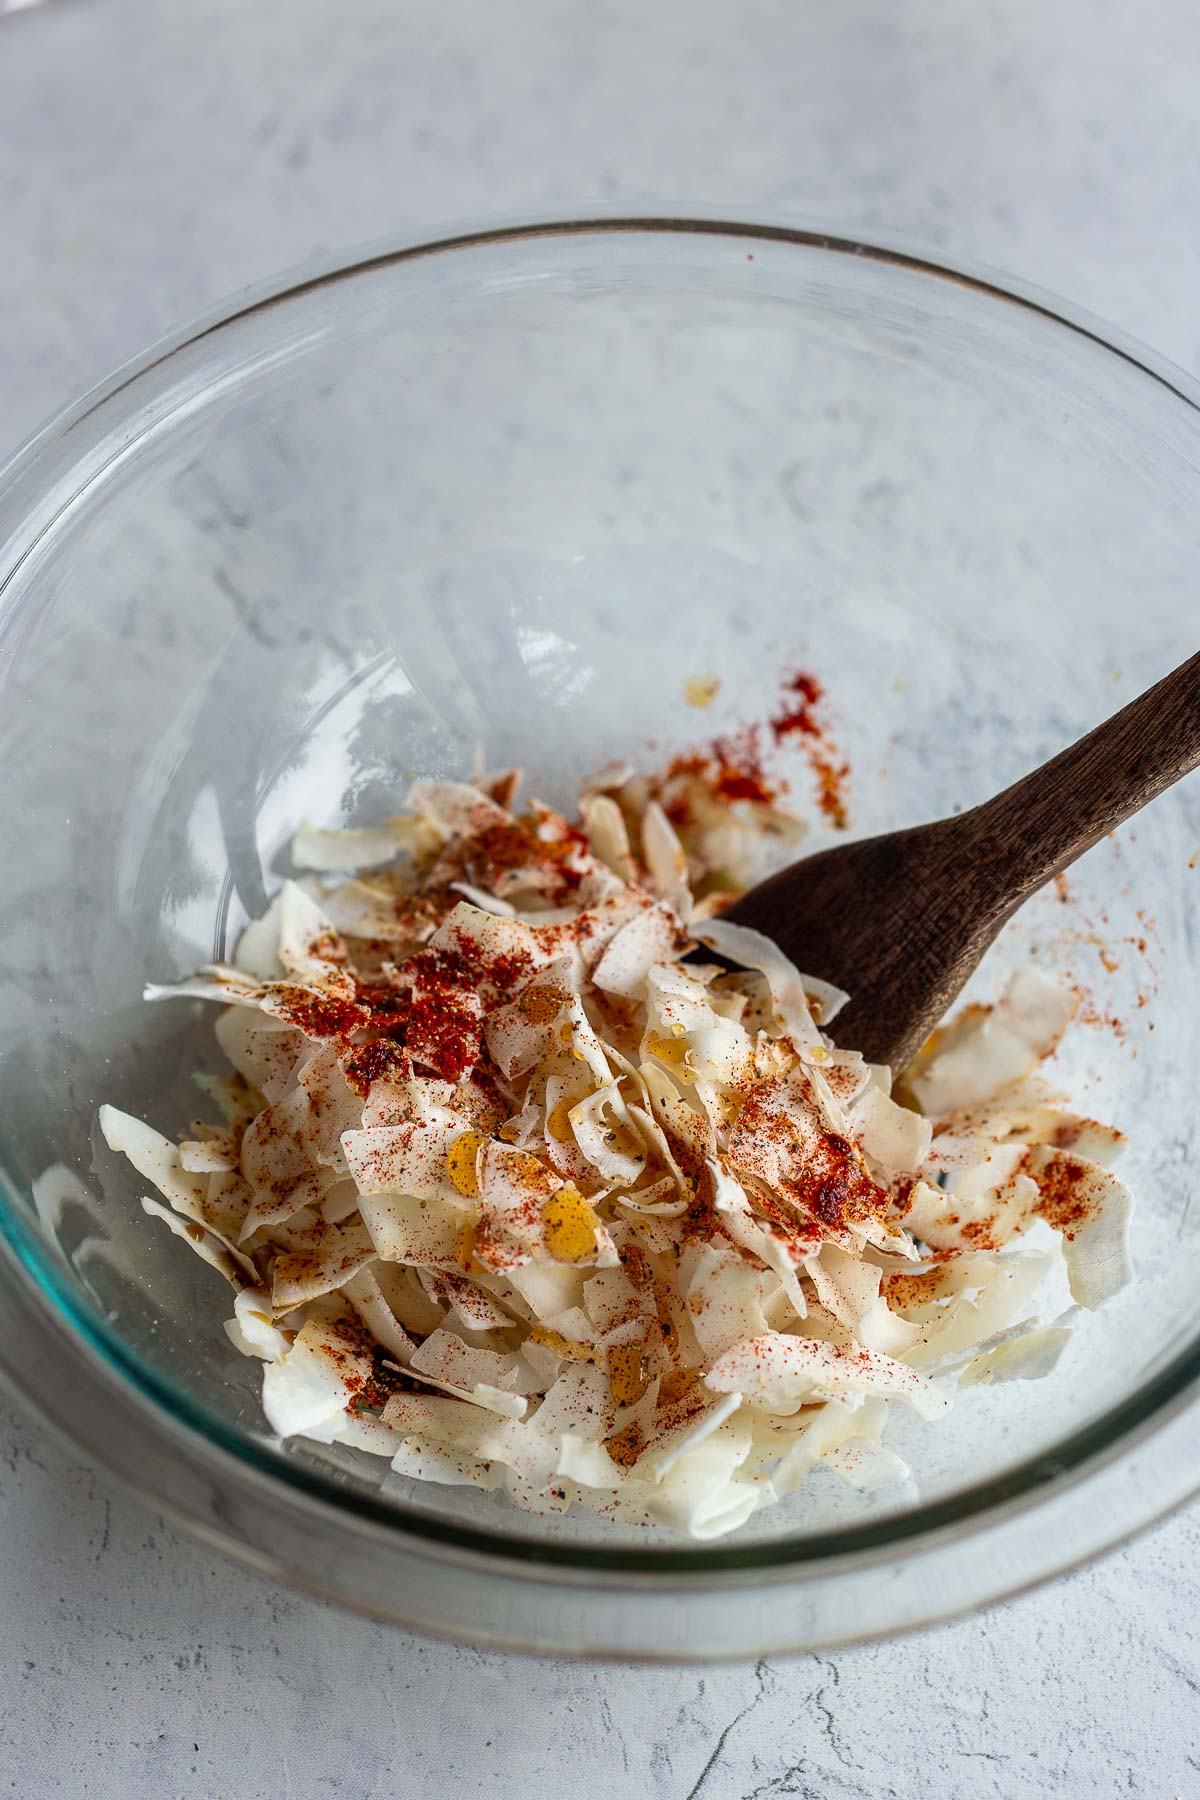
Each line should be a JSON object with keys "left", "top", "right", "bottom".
{"left": 100, "top": 765, "right": 1133, "bottom": 1538}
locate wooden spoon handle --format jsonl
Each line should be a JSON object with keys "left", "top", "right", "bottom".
{"left": 963, "top": 647, "right": 1200, "bottom": 912}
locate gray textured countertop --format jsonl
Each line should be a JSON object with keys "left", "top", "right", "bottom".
{"left": 3, "top": 2, "right": 1200, "bottom": 1793}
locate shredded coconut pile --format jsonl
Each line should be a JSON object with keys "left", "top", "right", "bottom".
{"left": 101, "top": 765, "right": 1134, "bottom": 1538}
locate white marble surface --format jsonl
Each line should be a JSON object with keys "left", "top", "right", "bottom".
{"left": 3, "top": 1, "right": 1200, "bottom": 1792}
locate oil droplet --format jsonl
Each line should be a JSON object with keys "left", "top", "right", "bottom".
{"left": 445, "top": 1132, "right": 484, "bottom": 1198}
{"left": 683, "top": 675, "right": 721, "bottom": 710}
{"left": 542, "top": 1181, "right": 600, "bottom": 1261}
{"left": 608, "top": 1339, "right": 651, "bottom": 1406}
{"left": 546, "top": 1097, "right": 577, "bottom": 1142}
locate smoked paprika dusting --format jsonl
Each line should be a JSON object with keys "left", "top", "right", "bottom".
{"left": 883, "top": 1266, "right": 954, "bottom": 1309}
{"left": 372, "top": 925, "right": 539, "bottom": 1083}
{"left": 770, "top": 669, "right": 851, "bottom": 829}
{"left": 794, "top": 1136, "right": 886, "bottom": 1230}
{"left": 665, "top": 722, "right": 779, "bottom": 812}
{"left": 403, "top": 980, "right": 484, "bottom": 1082}
{"left": 351, "top": 980, "right": 411, "bottom": 1032}
{"left": 273, "top": 987, "right": 369, "bottom": 1040}
{"left": 729, "top": 1074, "right": 890, "bottom": 1236}
{"left": 329, "top": 1313, "right": 425, "bottom": 1413}
{"left": 1036, "top": 865, "right": 1160, "bottom": 1045}
{"left": 659, "top": 665, "right": 851, "bottom": 831}
{"left": 707, "top": 725, "right": 777, "bottom": 804}
{"left": 1024, "top": 1151, "right": 1097, "bottom": 1240}
{"left": 464, "top": 814, "right": 590, "bottom": 903}
{"left": 771, "top": 668, "right": 823, "bottom": 733}
{"left": 341, "top": 1037, "right": 410, "bottom": 1099}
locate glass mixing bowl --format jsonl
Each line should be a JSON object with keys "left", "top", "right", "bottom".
{"left": 0, "top": 217, "right": 1198, "bottom": 1659}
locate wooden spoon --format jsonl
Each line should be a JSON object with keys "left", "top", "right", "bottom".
{"left": 719, "top": 650, "right": 1200, "bottom": 1072}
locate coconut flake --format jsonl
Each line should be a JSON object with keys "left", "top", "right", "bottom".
{"left": 693, "top": 918, "right": 823, "bottom": 1046}
{"left": 707, "top": 1331, "right": 949, "bottom": 1420}
{"left": 912, "top": 970, "right": 1078, "bottom": 1117}
{"left": 293, "top": 816, "right": 438, "bottom": 872}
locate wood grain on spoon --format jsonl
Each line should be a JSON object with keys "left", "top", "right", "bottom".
{"left": 721, "top": 649, "right": 1200, "bottom": 1073}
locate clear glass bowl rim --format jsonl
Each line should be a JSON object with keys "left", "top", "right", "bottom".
{"left": 1, "top": 211, "right": 1199, "bottom": 1595}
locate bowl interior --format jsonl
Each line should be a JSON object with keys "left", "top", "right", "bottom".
{"left": 1, "top": 223, "right": 1198, "bottom": 1558}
